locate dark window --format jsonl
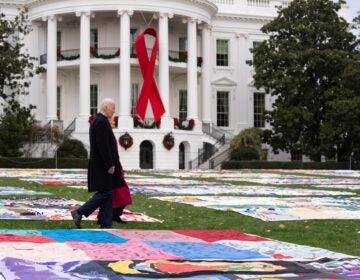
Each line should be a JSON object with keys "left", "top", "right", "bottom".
{"left": 216, "top": 39, "right": 228, "bottom": 66}
{"left": 56, "top": 86, "right": 61, "bottom": 120}
{"left": 57, "top": 31, "right": 61, "bottom": 50}
{"left": 130, "top": 28, "right": 138, "bottom": 57}
{"left": 291, "top": 149, "right": 302, "bottom": 161}
{"left": 90, "top": 84, "right": 98, "bottom": 116}
{"left": 90, "top": 29, "right": 98, "bottom": 52}
{"left": 217, "top": 91, "right": 229, "bottom": 127}
{"left": 131, "top": 83, "right": 139, "bottom": 115}
{"left": 179, "top": 90, "right": 187, "bottom": 122}
{"left": 179, "top": 37, "right": 187, "bottom": 52}
{"left": 253, "top": 92, "right": 265, "bottom": 128}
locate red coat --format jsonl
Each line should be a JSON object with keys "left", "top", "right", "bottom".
{"left": 112, "top": 139, "right": 132, "bottom": 208}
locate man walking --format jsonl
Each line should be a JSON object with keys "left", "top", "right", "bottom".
{"left": 71, "top": 98, "right": 125, "bottom": 228}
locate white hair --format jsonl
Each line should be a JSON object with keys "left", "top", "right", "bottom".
{"left": 100, "top": 98, "right": 115, "bottom": 112}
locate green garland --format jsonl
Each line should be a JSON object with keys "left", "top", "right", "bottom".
{"left": 133, "top": 117, "right": 161, "bottom": 129}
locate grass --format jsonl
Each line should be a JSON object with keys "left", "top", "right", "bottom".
{"left": 0, "top": 172, "right": 359, "bottom": 257}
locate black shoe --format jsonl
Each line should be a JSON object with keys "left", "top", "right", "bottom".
{"left": 96, "top": 215, "right": 100, "bottom": 225}
{"left": 71, "top": 210, "right": 82, "bottom": 229}
{"left": 100, "top": 226, "right": 111, "bottom": 229}
{"left": 113, "top": 215, "right": 127, "bottom": 224}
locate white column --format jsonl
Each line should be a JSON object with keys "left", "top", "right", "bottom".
{"left": 159, "top": 12, "right": 173, "bottom": 129}
{"left": 118, "top": 10, "right": 133, "bottom": 129}
{"left": 201, "top": 24, "right": 211, "bottom": 123}
{"left": 76, "top": 11, "right": 91, "bottom": 119}
{"left": 186, "top": 18, "right": 199, "bottom": 127}
{"left": 43, "top": 15, "right": 58, "bottom": 121}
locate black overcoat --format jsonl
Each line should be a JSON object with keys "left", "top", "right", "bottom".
{"left": 87, "top": 113, "right": 125, "bottom": 192}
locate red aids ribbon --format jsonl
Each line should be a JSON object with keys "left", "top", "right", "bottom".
{"left": 135, "top": 27, "right": 165, "bottom": 122}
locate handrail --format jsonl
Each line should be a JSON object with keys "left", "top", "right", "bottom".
{"left": 202, "top": 123, "right": 224, "bottom": 142}
{"left": 209, "top": 147, "right": 230, "bottom": 169}
{"left": 64, "top": 118, "right": 76, "bottom": 138}
{"left": 188, "top": 134, "right": 225, "bottom": 169}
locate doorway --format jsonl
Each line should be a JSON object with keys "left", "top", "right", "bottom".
{"left": 179, "top": 143, "right": 185, "bottom": 169}
{"left": 140, "top": 140, "right": 153, "bottom": 169}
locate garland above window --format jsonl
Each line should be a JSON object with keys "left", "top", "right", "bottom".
{"left": 174, "top": 118, "right": 195, "bottom": 130}
{"left": 133, "top": 115, "right": 161, "bottom": 129}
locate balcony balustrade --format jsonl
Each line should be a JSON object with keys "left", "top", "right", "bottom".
{"left": 40, "top": 47, "right": 203, "bottom": 67}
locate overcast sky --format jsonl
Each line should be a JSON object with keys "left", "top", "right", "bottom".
{"left": 347, "top": 0, "right": 360, "bottom": 18}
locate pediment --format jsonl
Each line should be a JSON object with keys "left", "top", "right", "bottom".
{"left": 211, "top": 76, "right": 237, "bottom": 86}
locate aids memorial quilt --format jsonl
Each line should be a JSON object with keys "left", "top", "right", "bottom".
{"left": 0, "top": 198, "right": 160, "bottom": 222}
{"left": 152, "top": 196, "right": 360, "bottom": 221}
{"left": 0, "top": 229, "right": 358, "bottom": 279}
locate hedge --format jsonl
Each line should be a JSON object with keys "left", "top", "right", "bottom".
{"left": 221, "top": 160, "right": 359, "bottom": 170}
{"left": 0, "top": 157, "right": 88, "bottom": 169}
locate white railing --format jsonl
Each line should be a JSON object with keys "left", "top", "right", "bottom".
{"left": 247, "top": 0, "right": 270, "bottom": 7}
{"left": 215, "top": 0, "right": 234, "bottom": 4}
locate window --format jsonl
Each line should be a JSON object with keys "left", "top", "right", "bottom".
{"left": 131, "top": 83, "right": 139, "bottom": 115}
{"left": 216, "top": 39, "right": 229, "bottom": 66}
{"left": 179, "top": 37, "right": 187, "bottom": 52}
{"left": 90, "top": 84, "right": 98, "bottom": 116}
{"left": 252, "top": 41, "right": 261, "bottom": 58}
{"left": 291, "top": 149, "right": 302, "bottom": 161}
{"left": 130, "top": 28, "right": 138, "bottom": 57}
{"left": 179, "top": 90, "right": 187, "bottom": 122}
{"left": 57, "top": 31, "right": 61, "bottom": 50}
{"left": 253, "top": 92, "right": 265, "bottom": 128}
{"left": 217, "top": 91, "right": 229, "bottom": 127}
{"left": 56, "top": 86, "right": 61, "bottom": 120}
{"left": 252, "top": 41, "right": 261, "bottom": 49}
{"left": 90, "top": 29, "right": 98, "bottom": 51}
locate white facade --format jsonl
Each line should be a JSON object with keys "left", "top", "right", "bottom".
{"left": 0, "top": 0, "right": 351, "bottom": 169}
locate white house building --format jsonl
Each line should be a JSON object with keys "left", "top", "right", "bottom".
{"left": 0, "top": 0, "right": 351, "bottom": 170}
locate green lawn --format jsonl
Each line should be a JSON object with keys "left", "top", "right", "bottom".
{"left": 0, "top": 173, "right": 359, "bottom": 257}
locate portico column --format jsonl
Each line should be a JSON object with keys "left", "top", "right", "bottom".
{"left": 201, "top": 24, "right": 211, "bottom": 124}
{"left": 43, "top": 15, "right": 58, "bottom": 121}
{"left": 186, "top": 18, "right": 199, "bottom": 129}
{"left": 118, "top": 10, "right": 133, "bottom": 129}
{"left": 76, "top": 11, "right": 92, "bottom": 119}
{"left": 159, "top": 12, "right": 173, "bottom": 129}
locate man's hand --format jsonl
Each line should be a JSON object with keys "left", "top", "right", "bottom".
{"left": 108, "top": 166, "right": 115, "bottom": 174}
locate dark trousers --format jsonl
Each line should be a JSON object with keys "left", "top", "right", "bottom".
{"left": 78, "top": 190, "right": 112, "bottom": 228}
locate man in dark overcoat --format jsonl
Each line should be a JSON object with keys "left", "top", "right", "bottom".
{"left": 71, "top": 98, "right": 125, "bottom": 228}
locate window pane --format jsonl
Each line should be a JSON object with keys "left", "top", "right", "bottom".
{"left": 179, "top": 38, "right": 187, "bottom": 52}
{"left": 90, "top": 29, "right": 98, "bottom": 50}
{"left": 217, "top": 91, "right": 229, "bottom": 127}
{"left": 179, "top": 90, "right": 187, "bottom": 121}
{"left": 252, "top": 41, "right": 261, "bottom": 49}
{"left": 131, "top": 83, "right": 139, "bottom": 115}
{"left": 130, "top": 28, "right": 138, "bottom": 56}
{"left": 253, "top": 92, "right": 265, "bottom": 128}
{"left": 291, "top": 149, "right": 302, "bottom": 161}
{"left": 57, "top": 31, "right": 61, "bottom": 49}
{"left": 56, "top": 86, "right": 61, "bottom": 120}
{"left": 216, "top": 39, "right": 229, "bottom": 66}
{"left": 90, "top": 85, "right": 98, "bottom": 116}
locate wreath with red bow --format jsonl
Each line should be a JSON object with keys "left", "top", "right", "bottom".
{"left": 163, "top": 132, "right": 175, "bottom": 150}
{"left": 119, "top": 132, "right": 133, "bottom": 150}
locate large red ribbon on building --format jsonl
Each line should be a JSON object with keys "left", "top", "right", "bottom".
{"left": 135, "top": 27, "right": 165, "bottom": 122}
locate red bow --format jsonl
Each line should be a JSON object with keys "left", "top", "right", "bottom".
{"left": 134, "top": 28, "right": 165, "bottom": 122}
